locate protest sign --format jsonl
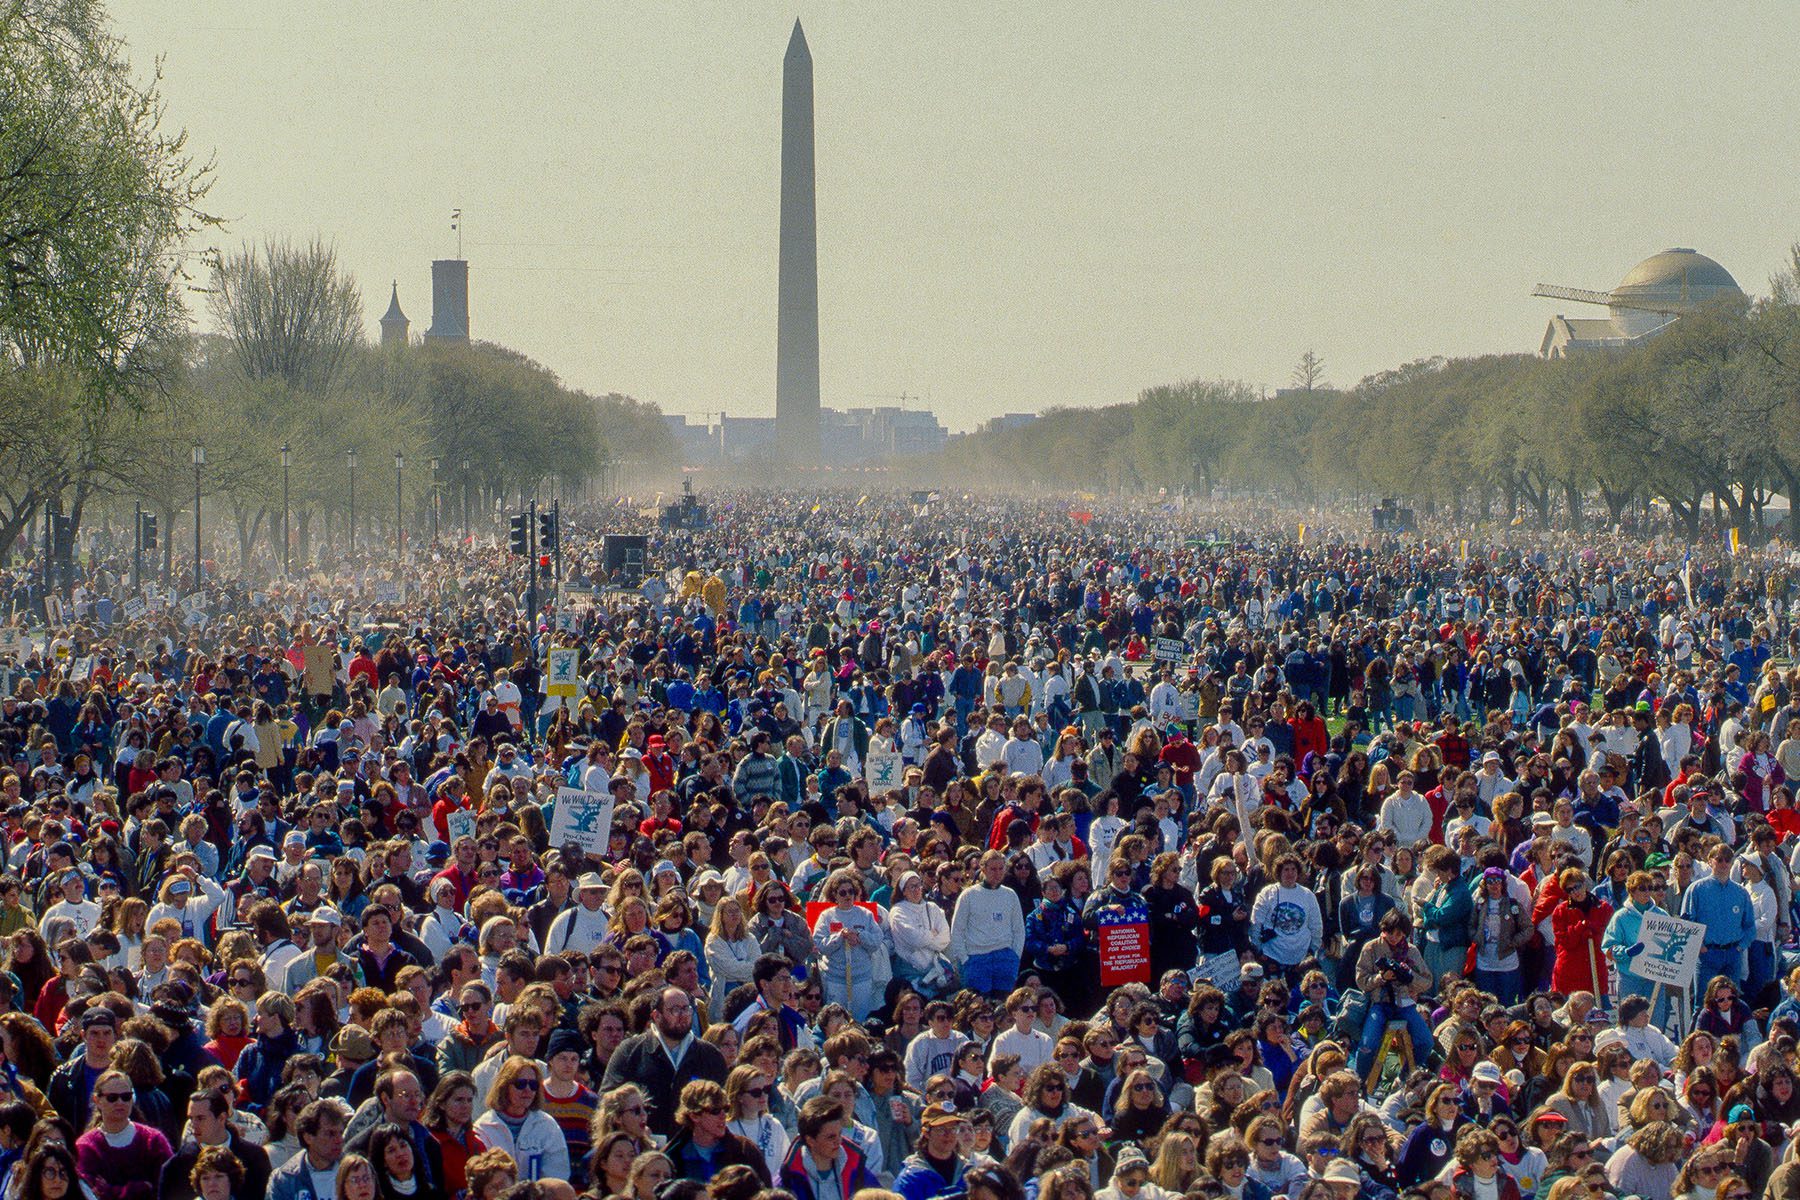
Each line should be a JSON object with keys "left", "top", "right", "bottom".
{"left": 444, "top": 809, "right": 478, "bottom": 845}
{"left": 545, "top": 647, "right": 580, "bottom": 697}
{"left": 864, "top": 751, "right": 903, "bottom": 791}
{"left": 1090, "top": 891, "right": 1152, "bottom": 988}
{"left": 550, "top": 788, "right": 614, "bottom": 855}
{"left": 1631, "top": 912, "right": 1707, "bottom": 988}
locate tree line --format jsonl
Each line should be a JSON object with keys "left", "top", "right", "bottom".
{"left": 0, "top": 2, "right": 676, "bottom": 575}
{"left": 940, "top": 248, "right": 1800, "bottom": 543}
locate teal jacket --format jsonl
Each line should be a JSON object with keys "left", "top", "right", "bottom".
{"left": 1418, "top": 879, "right": 1473, "bottom": 946}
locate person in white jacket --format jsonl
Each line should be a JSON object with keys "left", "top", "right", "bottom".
{"left": 472, "top": 1056, "right": 571, "bottom": 1182}
{"left": 417, "top": 877, "right": 471, "bottom": 964}
{"left": 886, "top": 872, "right": 952, "bottom": 994}
{"left": 950, "top": 852, "right": 1027, "bottom": 996}
{"left": 1377, "top": 774, "right": 1433, "bottom": 847}
{"left": 1249, "top": 856, "right": 1323, "bottom": 972}
{"left": 704, "top": 897, "right": 764, "bottom": 1015}
{"left": 544, "top": 873, "right": 612, "bottom": 954}
{"left": 812, "top": 870, "right": 886, "bottom": 1020}
{"left": 147, "top": 864, "right": 229, "bottom": 944}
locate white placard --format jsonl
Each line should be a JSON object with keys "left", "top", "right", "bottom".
{"left": 443, "top": 808, "right": 477, "bottom": 846}
{"left": 864, "top": 751, "right": 903, "bottom": 791}
{"left": 545, "top": 647, "right": 580, "bottom": 695}
{"left": 1631, "top": 912, "right": 1708, "bottom": 987}
{"left": 550, "top": 787, "right": 615, "bottom": 855}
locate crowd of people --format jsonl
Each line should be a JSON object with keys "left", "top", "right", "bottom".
{"left": 0, "top": 490, "right": 1797, "bottom": 1200}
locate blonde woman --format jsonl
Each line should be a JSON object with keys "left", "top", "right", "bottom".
{"left": 146, "top": 862, "right": 228, "bottom": 945}
{"left": 471, "top": 1055, "right": 570, "bottom": 1181}
{"left": 706, "top": 898, "right": 762, "bottom": 1014}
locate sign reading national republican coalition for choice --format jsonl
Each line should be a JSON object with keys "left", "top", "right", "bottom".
{"left": 1628, "top": 912, "right": 1707, "bottom": 988}
{"left": 1091, "top": 891, "right": 1151, "bottom": 987}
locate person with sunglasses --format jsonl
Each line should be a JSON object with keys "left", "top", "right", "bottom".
{"left": 1446, "top": 1126, "right": 1523, "bottom": 1200}
{"left": 1669, "top": 1145, "right": 1736, "bottom": 1200}
{"left": 812, "top": 870, "right": 884, "bottom": 1022}
{"left": 663, "top": 1077, "right": 770, "bottom": 1186}
{"left": 470, "top": 1056, "right": 568, "bottom": 1183}
{"left": 72, "top": 1067, "right": 173, "bottom": 1200}
{"left": 725, "top": 1064, "right": 790, "bottom": 1182}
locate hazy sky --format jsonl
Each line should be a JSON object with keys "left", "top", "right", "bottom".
{"left": 114, "top": 2, "right": 1800, "bottom": 431}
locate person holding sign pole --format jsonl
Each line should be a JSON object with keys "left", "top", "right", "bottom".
{"left": 1602, "top": 870, "right": 1673, "bottom": 1028}
{"left": 813, "top": 870, "right": 883, "bottom": 1021}
{"left": 1680, "top": 844, "right": 1755, "bottom": 990}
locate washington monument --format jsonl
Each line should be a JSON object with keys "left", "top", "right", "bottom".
{"left": 776, "top": 19, "right": 821, "bottom": 459}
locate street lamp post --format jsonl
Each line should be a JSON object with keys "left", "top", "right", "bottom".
{"left": 429, "top": 456, "right": 441, "bottom": 544}
{"left": 460, "top": 458, "right": 471, "bottom": 541}
{"left": 394, "top": 451, "right": 405, "bottom": 557}
{"left": 346, "top": 448, "right": 358, "bottom": 554}
{"left": 190, "top": 443, "right": 204, "bottom": 591}
{"left": 279, "top": 443, "right": 291, "bottom": 578}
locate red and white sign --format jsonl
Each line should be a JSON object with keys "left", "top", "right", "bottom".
{"left": 1097, "top": 921, "right": 1151, "bottom": 987}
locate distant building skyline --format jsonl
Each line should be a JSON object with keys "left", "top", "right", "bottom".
{"left": 130, "top": 5, "right": 1800, "bottom": 433}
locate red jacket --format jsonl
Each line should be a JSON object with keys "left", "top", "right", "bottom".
{"left": 1292, "top": 717, "right": 1330, "bottom": 775}
{"left": 1550, "top": 896, "right": 1612, "bottom": 995}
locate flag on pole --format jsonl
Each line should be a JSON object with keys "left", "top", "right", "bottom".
{"left": 1729, "top": 527, "right": 1741, "bottom": 556}
{"left": 1459, "top": 539, "right": 1468, "bottom": 562}
{"left": 856, "top": 495, "right": 869, "bottom": 507}
{"left": 1297, "top": 523, "right": 1307, "bottom": 545}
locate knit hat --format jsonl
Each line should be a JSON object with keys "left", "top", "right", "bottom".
{"left": 547, "top": 1028, "right": 585, "bottom": 1062}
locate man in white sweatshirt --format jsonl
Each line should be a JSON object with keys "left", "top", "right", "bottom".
{"left": 1249, "top": 855, "right": 1323, "bottom": 974}
{"left": 544, "top": 873, "right": 611, "bottom": 953}
{"left": 950, "top": 851, "right": 1026, "bottom": 996}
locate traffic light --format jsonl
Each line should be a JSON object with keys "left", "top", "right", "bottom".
{"left": 508, "top": 513, "right": 530, "bottom": 555}
{"left": 139, "top": 512, "right": 157, "bottom": 551}
{"left": 537, "top": 510, "right": 558, "bottom": 553}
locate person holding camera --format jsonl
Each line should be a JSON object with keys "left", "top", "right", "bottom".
{"left": 1352, "top": 910, "right": 1433, "bottom": 1080}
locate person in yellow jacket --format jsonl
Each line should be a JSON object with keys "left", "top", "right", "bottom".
{"left": 703, "top": 572, "right": 727, "bottom": 617}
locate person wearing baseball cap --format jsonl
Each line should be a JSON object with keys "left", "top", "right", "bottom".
{"left": 546, "top": 872, "right": 611, "bottom": 954}
{"left": 893, "top": 1105, "right": 970, "bottom": 1200}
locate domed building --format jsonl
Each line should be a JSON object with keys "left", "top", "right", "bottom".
{"left": 1535, "top": 248, "right": 1745, "bottom": 357}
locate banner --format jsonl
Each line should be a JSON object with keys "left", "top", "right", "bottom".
{"left": 864, "top": 750, "right": 903, "bottom": 791}
{"left": 1097, "top": 921, "right": 1151, "bottom": 988}
{"left": 549, "top": 787, "right": 614, "bottom": 855}
{"left": 544, "top": 647, "right": 581, "bottom": 697}
{"left": 1630, "top": 912, "right": 1707, "bottom": 988}
{"left": 1090, "top": 891, "right": 1152, "bottom": 987}
{"left": 805, "top": 900, "right": 880, "bottom": 929}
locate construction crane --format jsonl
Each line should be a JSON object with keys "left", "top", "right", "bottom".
{"left": 1530, "top": 283, "right": 1685, "bottom": 316}
{"left": 861, "top": 392, "right": 920, "bottom": 409}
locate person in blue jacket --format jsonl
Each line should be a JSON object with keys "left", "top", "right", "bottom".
{"left": 1680, "top": 842, "right": 1755, "bottom": 989}
{"left": 893, "top": 1106, "right": 972, "bottom": 1200}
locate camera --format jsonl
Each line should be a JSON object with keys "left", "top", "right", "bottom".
{"left": 1377, "top": 956, "right": 1414, "bottom": 985}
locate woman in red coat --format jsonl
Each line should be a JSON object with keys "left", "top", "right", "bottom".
{"left": 1550, "top": 868, "right": 1612, "bottom": 997}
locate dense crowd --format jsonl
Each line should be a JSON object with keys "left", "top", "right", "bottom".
{"left": 1, "top": 491, "right": 1799, "bottom": 1200}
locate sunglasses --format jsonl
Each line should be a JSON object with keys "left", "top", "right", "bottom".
{"left": 510, "top": 1078, "right": 540, "bottom": 1092}
{"left": 100, "top": 1090, "right": 134, "bottom": 1102}
{"left": 1257, "top": 1137, "right": 1282, "bottom": 1147}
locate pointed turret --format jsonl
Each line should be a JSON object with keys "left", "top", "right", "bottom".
{"left": 379, "top": 281, "right": 409, "bottom": 347}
